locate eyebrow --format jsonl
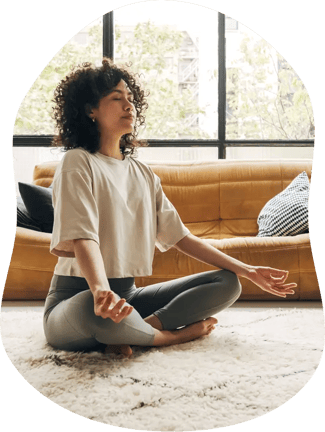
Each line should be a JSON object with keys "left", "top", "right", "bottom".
{"left": 110, "top": 89, "right": 133, "bottom": 96}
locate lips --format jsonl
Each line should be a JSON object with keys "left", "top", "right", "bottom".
{"left": 122, "top": 115, "right": 134, "bottom": 120}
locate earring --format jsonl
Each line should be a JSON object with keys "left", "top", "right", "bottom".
{"left": 92, "top": 118, "right": 95, "bottom": 123}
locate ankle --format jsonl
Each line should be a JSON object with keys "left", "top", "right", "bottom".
{"left": 152, "top": 329, "right": 178, "bottom": 346}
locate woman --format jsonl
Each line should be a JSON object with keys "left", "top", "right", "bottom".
{"left": 43, "top": 59, "right": 296, "bottom": 358}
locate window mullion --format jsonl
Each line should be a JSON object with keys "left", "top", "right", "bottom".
{"left": 103, "top": 11, "right": 114, "bottom": 59}
{"left": 218, "top": 12, "right": 226, "bottom": 158}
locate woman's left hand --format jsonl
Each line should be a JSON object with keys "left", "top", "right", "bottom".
{"left": 246, "top": 266, "right": 297, "bottom": 298}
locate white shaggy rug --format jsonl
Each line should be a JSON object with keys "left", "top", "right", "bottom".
{"left": 1, "top": 307, "right": 324, "bottom": 430}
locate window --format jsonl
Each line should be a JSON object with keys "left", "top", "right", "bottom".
{"left": 224, "top": 16, "right": 314, "bottom": 160}
{"left": 13, "top": 1, "right": 314, "bottom": 192}
{"left": 114, "top": 2, "right": 218, "bottom": 141}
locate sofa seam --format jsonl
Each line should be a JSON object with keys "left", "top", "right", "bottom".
{"left": 205, "top": 246, "right": 309, "bottom": 253}
{"left": 9, "top": 266, "right": 55, "bottom": 272}
{"left": 296, "top": 243, "right": 301, "bottom": 300}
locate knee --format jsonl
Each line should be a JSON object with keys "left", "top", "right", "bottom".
{"left": 219, "top": 270, "right": 242, "bottom": 301}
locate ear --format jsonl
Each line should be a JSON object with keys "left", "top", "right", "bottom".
{"left": 85, "top": 103, "right": 94, "bottom": 118}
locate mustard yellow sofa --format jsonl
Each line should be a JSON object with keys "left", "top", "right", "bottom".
{"left": 3, "top": 158, "right": 320, "bottom": 301}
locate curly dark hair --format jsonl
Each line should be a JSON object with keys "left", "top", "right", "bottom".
{"left": 51, "top": 58, "right": 149, "bottom": 157}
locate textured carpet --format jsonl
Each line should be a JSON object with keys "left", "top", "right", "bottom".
{"left": 1, "top": 307, "right": 324, "bottom": 430}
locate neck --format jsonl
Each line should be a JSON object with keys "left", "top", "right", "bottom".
{"left": 98, "top": 130, "right": 123, "bottom": 160}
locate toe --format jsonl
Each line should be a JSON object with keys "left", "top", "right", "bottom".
{"left": 206, "top": 317, "right": 218, "bottom": 324}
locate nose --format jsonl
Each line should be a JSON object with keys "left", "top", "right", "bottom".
{"left": 124, "top": 99, "right": 134, "bottom": 112}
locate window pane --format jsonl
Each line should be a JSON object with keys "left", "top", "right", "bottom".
{"left": 14, "top": 18, "right": 103, "bottom": 135}
{"left": 114, "top": 1, "right": 219, "bottom": 140}
{"left": 226, "top": 146, "right": 314, "bottom": 160}
{"left": 137, "top": 146, "right": 219, "bottom": 163}
{"left": 13, "top": 147, "right": 64, "bottom": 196}
{"left": 226, "top": 16, "right": 314, "bottom": 140}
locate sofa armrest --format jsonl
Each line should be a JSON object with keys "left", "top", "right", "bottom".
{"left": 15, "top": 226, "right": 52, "bottom": 245}
{"left": 4, "top": 227, "right": 57, "bottom": 300}
{"left": 10, "top": 227, "right": 55, "bottom": 272}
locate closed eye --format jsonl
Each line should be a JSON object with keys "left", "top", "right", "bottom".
{"left": 113, "top": 98, "right": 134, "bottom": 103}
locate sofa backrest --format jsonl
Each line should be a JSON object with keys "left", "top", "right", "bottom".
{"left": 33, "top": 161, "right": 58, "bottom": 188}
{"left": 148, "top": 159, "right": 312, "bottom": 238}
{"left": 33, "top": 158, "right": 312, "bottom": 239}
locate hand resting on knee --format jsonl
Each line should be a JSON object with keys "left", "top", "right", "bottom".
{"left": 73, "top": 238, "right": 133, "bottom": 322}
{"left": 93, "top": 289, "right": 133, "bottom": 323}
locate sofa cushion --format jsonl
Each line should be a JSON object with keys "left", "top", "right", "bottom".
{"left": 257, "top": 171, "right": 309, "bottom": 237}
{"left": 18, "top": 182, "right": 54, "bottom": 233}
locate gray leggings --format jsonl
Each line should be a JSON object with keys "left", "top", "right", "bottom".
{"left": 43, "top": 270, "right": 241, "bottom": 352}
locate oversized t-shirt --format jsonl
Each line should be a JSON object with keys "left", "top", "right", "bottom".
{"left": 50, "top": 147, "right": 190, "bottom": 278}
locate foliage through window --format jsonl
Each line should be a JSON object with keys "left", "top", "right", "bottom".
{"left": 14, "top": 18, "right": 103, "bottom": 135}
{"left": 226, "top": 24, "right": 314, "bottom": 140}
{"left": 114, "top": 2, "right": 219, "bottom": 140}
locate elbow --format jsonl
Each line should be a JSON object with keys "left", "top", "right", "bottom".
{"left": 73, "top": 238, "right": 100, "bottom": 254}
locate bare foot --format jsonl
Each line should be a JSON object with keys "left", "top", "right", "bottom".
{"left": 152, "top": 317, "right": 218, "bottom": 346}
{"left": 104, "top": 317, "right": 218, "bottom": 354}
{"left": 105, "top": 344, "right": 133, "bottom": 358}
{"left": 175, "top": 317, "right": 218, "bottom": 343}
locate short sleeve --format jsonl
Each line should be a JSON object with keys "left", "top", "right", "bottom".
{"left": 50, "top": 168, "right": 100, "bottom": 257}
{"left": 154, "top": 173, "right": 190, "bottom": 252}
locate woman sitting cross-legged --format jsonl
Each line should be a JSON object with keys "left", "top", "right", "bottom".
{"left": 43, "top": 58, "right": 296, "bottom": 358}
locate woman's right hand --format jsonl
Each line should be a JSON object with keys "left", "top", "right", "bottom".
{"left": 93, "top": 289, "right": 134, "bottom": 323}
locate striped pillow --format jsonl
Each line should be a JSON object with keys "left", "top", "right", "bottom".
{"left": 257, "top": 171, "right": 309, "bottom": 237}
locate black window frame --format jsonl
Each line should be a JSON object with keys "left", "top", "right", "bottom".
{"left": 13, "top": 12, "right": 314, "bottom": 157}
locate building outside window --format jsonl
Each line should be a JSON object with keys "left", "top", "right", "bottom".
{"left": 12, "top": 1, "right": 314, "bottom": 194}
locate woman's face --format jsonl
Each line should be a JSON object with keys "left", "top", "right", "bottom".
{"left": 90, "top": 79, "right": 136, "bottom": 136}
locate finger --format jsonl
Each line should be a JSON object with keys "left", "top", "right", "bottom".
{"left": 271, "top": 284, "right": 296, "bottom": 294}
{"left": 110, "top": 305, "right": 133, "bottom": 323}
{"left": 283, "top": 283, "right": 297, "bottom": 288}
{"left": 263, "top": 283, "right": 287, "bottom": 297}
{"left": 270, "top": 270, "right": 289, "bottom": 281}
{"left": 102, "top": 300, "right": 126, "bottom": 321}
{"left": 124, "top": 305, "right": 134, "bottom": 316}
{"left": 275, "top": 288, "right": 295, "bottom": 295}
{"left": 110, "top": 298, "right": 127, "bottom": 315}
{"left": 274, "top": 286, "right": 296, "bottom": 291}
{"left": 268, "top": 288, "right": 287, "bottom": 298}
{"left": 274, "top": 282, "right": 297, "bottom": 290}
{"left": 270, "top": 283, "right": 297, "bottom": 296}
{"left": 113, "top": 306, "right": 134, "bottom": 323}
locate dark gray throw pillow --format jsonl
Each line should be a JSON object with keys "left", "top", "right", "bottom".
{"left": 18, "top": 183, "right": 54, "bottom": 233}
{"left": 257, "top": 171, "right": 309, "bottom": 237}
{"left": 17, "top": 195, "right": 42, "bottom": 231}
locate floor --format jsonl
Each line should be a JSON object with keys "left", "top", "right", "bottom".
{"left": 1, "top": 300, "right": 323, "bottom": 313}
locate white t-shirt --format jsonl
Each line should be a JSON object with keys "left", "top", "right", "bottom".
{"left": 50, "top": 147, "right": 190, "bottom": 278}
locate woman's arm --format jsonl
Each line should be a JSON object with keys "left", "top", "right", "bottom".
{"left": 174, "top": 234, "right": 252, "bottom": 277}
{"left": 73, "top": 239, "right": 111, "bottom": 292}
{"left": 73, "top": 239, "right": 133, "bottom": 321}
{"left": 173, "top": 233, "right": 297, "bottom": 298}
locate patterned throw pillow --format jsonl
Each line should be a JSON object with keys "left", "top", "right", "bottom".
{"left": 257, "top": 171, "right": 309, "bottom": 237}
